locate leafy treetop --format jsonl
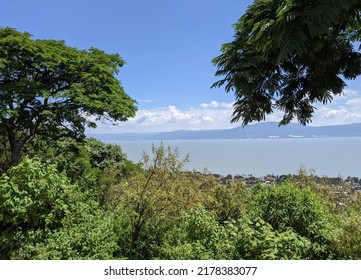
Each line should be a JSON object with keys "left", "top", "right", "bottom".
{"left": 0, "top": 27, "right": 137, "bottom": 167}
{"left": 212, "top": 0, "right": 361, "bottom": 126}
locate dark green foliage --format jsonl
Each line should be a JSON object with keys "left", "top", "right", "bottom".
{"left": 85, "top": 137, "right": 141, "bottom": 181}
{"left": 0, "top": 135, "right": 10, "bottom": 174}
{"left": 0, "top": 27, "right": 137, "bottom": 168}
{"left": 86, "top": 138, "right": 127, "bottom": 170}
{"left": 26, "top": 137, "right": 138, "bottom": 202}
{"left": 212, "top": 0, "right": 361, "bottom": 126}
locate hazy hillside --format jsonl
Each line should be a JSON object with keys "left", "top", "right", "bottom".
{"left": 89, "top": 122, "right": 361, "bottom": 141}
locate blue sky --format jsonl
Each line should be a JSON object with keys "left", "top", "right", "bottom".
{"left": 2, "top": 0, "right": 361, "bottom": 132}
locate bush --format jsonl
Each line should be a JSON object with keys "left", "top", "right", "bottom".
{"left": 105, "top": 143, "right": 216, "bottom": 259}
{"left": 205, "top": 180, "right": 251, "bottom": 222}
{"left": 331, "top": 208, "right": 361, "bottom": 259}
{"left": 251, "top": 183, "right": 333, "bottom": 258}
{"left": 26, "top": 137, "right": 138, "bottom": 202}
{"left": 160, "top": 206, "right": 233, "bottom": 259}
{"left": 160, "top": 207, "right": 312, "bottom": 260}
{"left": 22, "top": 209, "right": 119, "bottom": 260}
{"left": 0, "top": 157, "right": 120, "bottom": 259}
{"left": 230, "top": 214, "right": 311, "bottom": 260}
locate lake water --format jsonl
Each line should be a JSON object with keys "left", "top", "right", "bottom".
{"left": 107, "top": 138, "right": 361, "bottom": 178}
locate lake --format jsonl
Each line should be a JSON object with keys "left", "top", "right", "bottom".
{"left": 105, "top": 138, "right": 361, "bottom": 178}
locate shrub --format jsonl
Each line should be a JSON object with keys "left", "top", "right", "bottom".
{"left": 251, "top": 183, "right": 333, "bottom": 258}
{"left": 205, "top": 180, "right": 251, "bottom": 222}
{"left": 230, "top": 214, "right": 311, "bottom": 260}
{"left": 0, "top": 157, "right": 119, "bottom": 259}
{"left": 331, "top": 208, "right": 361, "bottom": 259}
{"left": 160, "top": 206, "right": 233, "bottom": 259}
{"left": 105, "top": 143, "right": 216, "bottom": 259}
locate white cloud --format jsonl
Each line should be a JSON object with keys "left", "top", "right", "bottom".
{"left": 202, "top": 116, "right": 215, "bottom": 122}
{"left": 88, "top": 89, "right": 361, "bottom": 133}
{"left": 200, "top": 100, "right": 219, "bottom": 109}
{"left": 295, "top": 89, "right": 361, "bottom": 126}
{"left": 312, "top": 98, "right": 361, "bottom": 126}
{"left": 210, "top": 101, "right": 219, "bottom": 108}
{"left": 90, "top": 101, "right": 239, "bottom": 133}
{"left": 221, "top": 102, "right": 233, "bottom": 109}
{"left": 346, "top": 98, "right": 361, "bottom": 107}
{"left": 139, "top": 99, "right": 156, "bottom": 103}
{"left": 333, "top": 89, "right": 359, "bottom": 101}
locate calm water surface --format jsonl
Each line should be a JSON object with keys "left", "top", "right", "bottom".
{"left": 109, "top": 138, "right": 361, "bottom": 177}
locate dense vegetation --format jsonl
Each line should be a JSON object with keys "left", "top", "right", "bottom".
{"left": 1, "top": 137, "right": 361, "bottom": 260}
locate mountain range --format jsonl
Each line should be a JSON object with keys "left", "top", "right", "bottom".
{"left": 89, "top": 122, "right": 361, "bottom": 141}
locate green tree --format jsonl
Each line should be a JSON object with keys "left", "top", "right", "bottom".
{"left": 212, "top": 0, "right": 361, "bottom": 125}
{"left": 251, "top": 183, "right": 333, "bottom": 258}
{"left": 0, "top": 157, "right": 119, "bottom": 259}
{"left": 105, "top": 143, "right": 215, "bottom": 259}
{"left": 0, "top": 135, "right": 10, "bottom": 174}
{"left": 26, "top": 136, "right": 138, "bottom": 202}
{"left": 0, "top": 157, "right": 75, "bottom": 258}
{"left": 0, "top": 27, "right": 137, "bottom": 168}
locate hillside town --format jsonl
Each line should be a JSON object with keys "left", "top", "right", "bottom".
{"left": 212, "top": 172, "right": 361, "bottom": 194}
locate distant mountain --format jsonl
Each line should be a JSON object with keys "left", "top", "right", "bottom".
{"left": 89, "top": 122, "right": 361, "bottom": 141}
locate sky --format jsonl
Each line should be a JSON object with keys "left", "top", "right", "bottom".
{"left": 2, "top": 0, "right": 361, "bottom": 133}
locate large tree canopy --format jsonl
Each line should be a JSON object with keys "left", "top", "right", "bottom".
{"left": 212, "top": 0, "right": 361, "bottom": 126}
{"left": 0, "top": 27, "right": 137, "bottom": 167}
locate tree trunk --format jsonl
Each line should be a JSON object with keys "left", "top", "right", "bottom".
{"left": 8, "top": 133, "right": 28, "bottom": 168}
{"left": 4, "top": 120, "right": 34, "bottom": 169}
{"left": 10, "top": 143, "right": 23, "bottom": 167}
